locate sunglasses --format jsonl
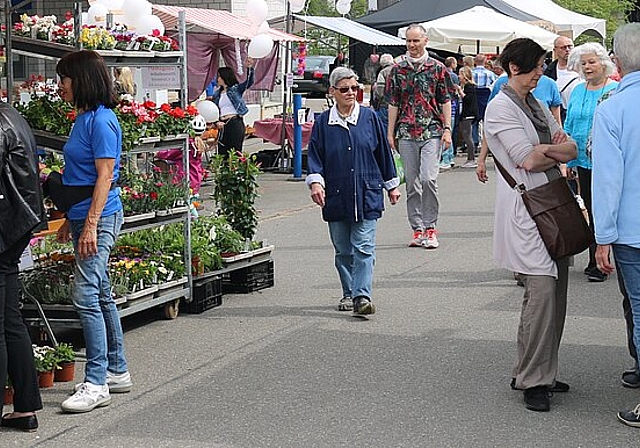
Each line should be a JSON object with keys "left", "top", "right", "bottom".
{"left": 334, "top": 85, "right": 359, "bottom": 93}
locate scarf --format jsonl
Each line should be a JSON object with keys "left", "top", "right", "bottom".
{"left": 501, "top": 84, "right": 551, "bottom": 145}
{"left": 405, "top": 51, "right": 428, "bottom": 70}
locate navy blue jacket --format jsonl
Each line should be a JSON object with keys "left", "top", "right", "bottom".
{"left": 306, "top": 105, "right": 399, "bottom": 222}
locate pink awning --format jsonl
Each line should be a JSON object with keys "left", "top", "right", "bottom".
{"left": 152, "top": 5, "right": 304, "bottom": 42}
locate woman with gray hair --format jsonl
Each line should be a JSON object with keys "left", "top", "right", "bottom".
{"left": 564, "top": 42, "right": 618, "bottom": 283}
{"left": 306, "top": 67, "right": 401, "bottom": 315}
{"left": 373, "top": 53, "right": 395, "bottom": 131}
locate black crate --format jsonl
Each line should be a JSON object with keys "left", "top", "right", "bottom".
{"left": 182, "top": 276, "right": 223, "bottom": 314}
{"left": 222, "top": 259, "right": 274, "bottom": 294}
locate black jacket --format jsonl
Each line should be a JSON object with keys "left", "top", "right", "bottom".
{"left": 461, "top": 84, "right": 479, "bottom": 120}
{"left": 544, "top": 59, "right": 558, "bottom": 81}
{"left": 0, "top": 103, "right": 46, "bottom": 253}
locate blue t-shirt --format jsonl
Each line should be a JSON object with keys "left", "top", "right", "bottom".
{"left": 489, "top": 75, "right": 561, "bottom": 109}
{"left": 564, "top": 81, "right": 618, "bottom": 169}
{"left": 63, "top": 105, "right": 122, "bottom": 220}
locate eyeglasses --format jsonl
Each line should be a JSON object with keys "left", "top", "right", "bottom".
{"left": 334, "top": 85, "right": 359, "bottom": 93}
{"left": 555, "top": 45, "right": 574, "bottom": 50}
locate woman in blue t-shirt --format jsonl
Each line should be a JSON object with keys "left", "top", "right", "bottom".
{"left": 564, "top": 43, "right": 618, "bottom": 283}
{"left": 55, "top": 50, "right": 132, "bottom": 413}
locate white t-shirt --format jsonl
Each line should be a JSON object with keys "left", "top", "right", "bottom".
{"left": 556, "top": 68, "right": 582, "bottom": 110}
{"left": 219, "top": 92, "right": 238, "bottom": 116}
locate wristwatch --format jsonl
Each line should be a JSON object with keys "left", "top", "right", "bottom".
{"left": 444, "top": 126, "right": 452, "bottom": 131}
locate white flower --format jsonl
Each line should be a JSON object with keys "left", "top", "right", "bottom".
{"left": 208, "top": 226, "right": 217, "bottom": 242}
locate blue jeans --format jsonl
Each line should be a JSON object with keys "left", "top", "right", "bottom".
{"left": 613, "top": 244, "right": 640, "bottom": 366}
{"left": 71, "top": 210, "right": 128, "bottom": 385}
{"left": 328, "top": 220, "right": 377, "bottom": 299}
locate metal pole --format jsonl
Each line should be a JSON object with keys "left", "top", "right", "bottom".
{"left": 292, "top": 93, "right": 302, "bottom": 179}
{"left": 75, "top": 2, "right": 82, "bottom": 50}
{"left": 279, "top": 1, "right": 291, "bottom": 172}
{"left": 5, "top": 0, "right": 14, "bottom": 104}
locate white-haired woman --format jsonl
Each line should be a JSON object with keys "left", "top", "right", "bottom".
{"left": 307, "top": 67, "right": 401, "bottom": 315}
{"left": 564, "top": 42, "right": 618, "bottom": 282}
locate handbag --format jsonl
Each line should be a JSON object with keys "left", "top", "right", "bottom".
{"left": 493, "top": 157, "right": 593, "bottom": 260}
{"left": 393, "top": 151, "right": 405, "bottom": 185}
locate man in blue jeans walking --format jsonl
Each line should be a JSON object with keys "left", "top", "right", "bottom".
{"left": 591, "top": 22, "right": 640, "bottom": 428}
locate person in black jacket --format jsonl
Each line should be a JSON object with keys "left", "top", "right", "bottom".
{"left": 459, "top": 66, "right": 479, "bottom": 168}
{"left": 0, "top": 103, "right": 46, "bottom": 432}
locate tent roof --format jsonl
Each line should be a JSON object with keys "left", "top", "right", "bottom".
{"left": 291, "top": 15, "right": 405, "bottom": 46}
{"left": 357, "top": 0, "right": 537, "bottom": 32}
{"left": 398, "top": 6, "right": 559, "bottom": 53}
{"left": 152, "top": 4, "right": 302, "bottom": 42}
{"left": 501, "top": 0, "right": 605, "bottom": 39}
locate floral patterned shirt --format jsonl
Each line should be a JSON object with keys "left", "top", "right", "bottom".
{"left": 386, "top": 57, "right": 454, "bottom": 141}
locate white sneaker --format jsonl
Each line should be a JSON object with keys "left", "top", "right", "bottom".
{"left": 73, "top": 371, "right": 133, "bottom": 394}
{"left": 423, "top": 228, "right": 439, "bottom": 249}
{"left": 62, "top": 383, "right": 111, "bottom": 413}
{"left": 107, "top": 371, "right": 133, "bottom": 393}
{"left": 462, "top": 160, "right": 478, "bottom": 168}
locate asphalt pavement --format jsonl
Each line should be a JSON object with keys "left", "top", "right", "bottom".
{"left": 4, "top": 156, "right": 639, "bottom": 447}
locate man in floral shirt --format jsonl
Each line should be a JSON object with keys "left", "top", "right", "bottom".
{"left": 386, "top": 23, "right": 453, "bottom": 249}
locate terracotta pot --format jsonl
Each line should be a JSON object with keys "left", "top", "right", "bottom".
{"left": 38, "top": 370, "right": 55, "bottom": 388}
{"left": 54, "top": 362, "right": 75, "bottom": 382}
{"left": 4, "top": 386, "right": 14, "bottom": 406}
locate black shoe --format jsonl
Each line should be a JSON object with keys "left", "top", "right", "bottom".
{"left": 618, "top": 404, "right": 640, "bottom": 427}
{"left": 353, "top": 296, "right": 376, "bottom": 315}
{"left": 587, "top": 268, "right": 608, "bottom": 282}
{"left": 524, "top": 386, "right": 551, "bottom": 412}
{"left": 622, "top": 368, "right": 640, "bottom": 388}
{"left": 1, "top": 414, "right": 38, "bottom": 432}
{"left": 583, "top": 263, "right": 597, "bottom": 276}
{"left": 510, "top": 378, "right": 569, "bottom": 392}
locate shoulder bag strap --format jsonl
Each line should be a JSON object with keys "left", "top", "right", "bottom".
{"left": 491, "top": 154, "right": 519, "bottom": 190}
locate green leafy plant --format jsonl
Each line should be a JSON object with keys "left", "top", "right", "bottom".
{"left": 53, "top": 342, "right": 75, "bottom": 364}
{"left": 33, "top": 345, "right": 59, "bottom": 372}
{"left": 15, "top": 95, "right": 75, "bottom": 136}
{"left": 212, "top": 152, "right": 261, "bottom": 240}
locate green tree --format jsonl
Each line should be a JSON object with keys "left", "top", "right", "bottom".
{"left": 555, "top": 0, "right": 633, "bottom": 44}
{"left": 298, "top": 0, "right": 369, "bottom": 55}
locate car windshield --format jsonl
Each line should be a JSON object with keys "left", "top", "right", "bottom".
{"left": 305, "top": 57, "right": 330, "bottom": 72}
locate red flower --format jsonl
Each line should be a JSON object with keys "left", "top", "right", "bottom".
{"left": 160, "top": 103, "right": 171, "bottom": 112}
{"left": 170, "top": 107, "right": 185, "bottom": 119}
{"left": 152, "top": 29, "right": 161, "bottom": 37}
{"left": 66, "top": 111, "right": 77, "bottom": 121}
{"left": 65, "top": 11, "right": 73, "bottom": 21}
{"left": 143, "top": 100, "right": 157, "bottom": 109}
{"left": 186, "top": 105, "right": 198, "bottom": 116}
{"left": 149, "top": 191, "right": 158, "bottom": 200}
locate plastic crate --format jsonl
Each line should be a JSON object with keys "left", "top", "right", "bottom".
{"left": 222, "top": 259, "right": 274, "bottom": 294}
{"left": 182, "top": 276, "right": 222, "bottom": 314}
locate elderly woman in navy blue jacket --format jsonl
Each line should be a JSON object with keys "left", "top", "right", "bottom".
{"left": 306, "top": 67, "right": 401, "bottom": 315}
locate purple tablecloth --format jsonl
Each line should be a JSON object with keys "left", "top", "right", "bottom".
{"left": 253, "top": 118, "right": 314, "bottom": 148}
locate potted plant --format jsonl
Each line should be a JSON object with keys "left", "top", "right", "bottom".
{"left": 211, "top": 152, "right": 261, "bottom": 241}
{"left": 53, "top": 342, "right": 76, "bottom": 382}
{"left": 32, "top": 345, "right": 58, "bottom": 388}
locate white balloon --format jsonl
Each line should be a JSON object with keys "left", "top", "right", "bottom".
{"left": 124, "top": 0, "right": 152, "bottom": 26}
{"left": 88, "top": 3, "right": 109, "bottom": 26}
{"left": 247, "top": 33, "right": 274, "bottom": 59}
{"left": 257, "top": 21, "right": 271, "bottom": 34}
{"left": 134, "top": 14, "right": 165, "bottom": 36}
{"left": 336, "top": 1, "right": 351, "bottom": 15}
{"left": 97, "top": 0, "right": 125, "bottom": 11}
{"left": 290, "top": 0, "right": 306, "bottom": 14}
{"left": 246, "top": 0, "right": 268, "bottom": 26}
{"left": 195, "top": 100, "right": 220, "bottom": 123}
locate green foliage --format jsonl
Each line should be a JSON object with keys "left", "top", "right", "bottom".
{"left": 555, "top": 0, "right": 633, "bottom": 45}
{"left": 14, "top": 95, "right": 74, "bottom": 136}
{"left": 212, "top": 152, "right": 261, "bottom": 240}
{"left": 33, "top": 345, "right": 59, "bottom": 372}
{"left": 53, "top": 343, "right": 76, "bottom": 364}
{"left": 301, "top": 0, "right": 369, "bottom": 55}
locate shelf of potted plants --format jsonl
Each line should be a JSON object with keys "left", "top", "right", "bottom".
{"left": 8, "top": 7, "right": 196, "bottom": 325}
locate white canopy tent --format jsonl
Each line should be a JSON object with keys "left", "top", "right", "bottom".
{"left": 398, "top": 6, "right": 560, "bottom": 54}
{"left": 278, "top": 15, "right": 406, "bottom": 46}
{"left": 502, "top": 0, "right": 606, "bottom": 39}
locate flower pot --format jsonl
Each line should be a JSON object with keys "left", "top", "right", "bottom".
{"left": 124, "top": 211, "right": 156, "bottom": 223}
{"left": 125, "top": 285, "right": 159, "bottom": 302}
{"left": 54, "top": 362, "right": 75, "bottom": 382}
{"left": 4, "top": 386, "right": 14, "bottom": 406}
{"left": 38, "top": 370, "right": 55, "bottom": 388}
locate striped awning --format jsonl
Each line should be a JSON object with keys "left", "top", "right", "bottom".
{"left": 152, "top": 5, "right": 303, "bottom": 42}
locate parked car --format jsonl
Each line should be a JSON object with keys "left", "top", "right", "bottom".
{"left": 292, "top": 55, "right": 334, "bottom": 97}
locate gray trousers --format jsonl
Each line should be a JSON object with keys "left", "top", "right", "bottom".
{"left": 398, "top": 138, "right": 441, "bottom": 231}
{"left": 513, "top": 258, "right": 569, "bottom": 390}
